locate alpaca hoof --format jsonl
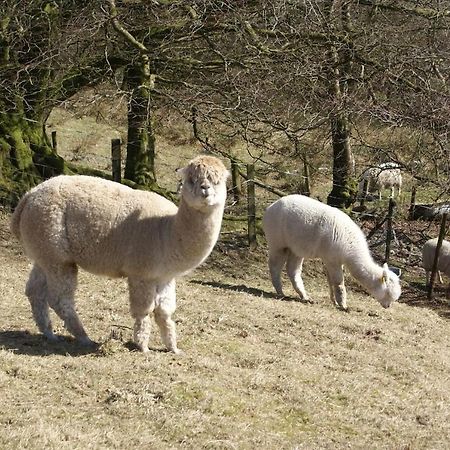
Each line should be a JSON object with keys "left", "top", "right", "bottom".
{"left": 136, "top": 344, "right": 149, "bottom": 353}
{"left": 169, "top": 348, "right": 183, "bottom": 355}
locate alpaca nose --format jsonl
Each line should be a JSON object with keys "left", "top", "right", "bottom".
{"left": 201, "top": 184, "right": 210, "bottom": 197}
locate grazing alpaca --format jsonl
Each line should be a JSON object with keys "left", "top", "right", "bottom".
{"left": 263, "top": 195, "right": 401, "bottom": 309}
{"left": 11, "top": 155, "right": 229, "bottom": 352}
{"left": 358, "top": 163, "right": 402, "bottom": 200}
{"left": 422, "top": 238, "right": 450, "bottom": 287}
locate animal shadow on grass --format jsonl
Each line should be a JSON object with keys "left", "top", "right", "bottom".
{"left": 189, "top": 279, "right": 313, "bottom": 304}
{"left": 0, "top": 330, "right": 99, "bottom": 356}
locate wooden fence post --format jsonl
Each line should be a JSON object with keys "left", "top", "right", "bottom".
{"left": 384, "top": 198, "right": 395, "bottom": 264}
{"left": 230, "top": 158, "right": 242, "bottom": 204}
{"left": 111, "top": 139, "right": 122, "bottom": 183}
{"left": 247, "top": 164, "right": 257, "bottom": 250}
{"left": 359, "top": 178, "right": 368, "bottom": 209}
{"left": 428, "top": 212, "right": 448, "bottom": 300}
{"left": 51, "top": 130, "right": 57, "bottom": 152}
{"left": 408, "top": 186, "right": 416, "bottom": 220}
{"left": 302, "top": 153, "right": 311, "bottom": 197}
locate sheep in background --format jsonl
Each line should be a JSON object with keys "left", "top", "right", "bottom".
{"left": 11, "top": 155, "right": 229, "bottom": 353}
{"left": 422, "top": 238, "right": 450, "bottom": 287}
{"left": 358, "top": 162, "right": 402, "bottom": 200}
{"left": 262, "top": 195, "right": 401, "bottom": 310}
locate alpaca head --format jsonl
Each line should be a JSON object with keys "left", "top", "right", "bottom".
{"left": 372, "top": 263, "right": 401, "bottom": 308}
{"left": 179, "top": 155, "right": 229, "bottom": 211}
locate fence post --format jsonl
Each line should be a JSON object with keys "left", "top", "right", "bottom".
{"left": 247, "top": 163, "right": 257, "bottom": 250}
{"left": 51, "top": 130, "right": 57, "bottom": 152}
{"left": 302, "top": 152, "right": 311, "bottom": 197}
{"left": 359, "top": 178, "right": 368, "bottom": 209}
{"left": 384, "top": 198, "right": 395, "bottom": 264}
{"left": 428, "top": 212, "right": 448, "bottom": 300}
{"left": 230, "top": 158, "right": 242, "bottom": 204}
{"left": 111, "top": 139, "right": 122, "bottom": 183}
{"left": 408, "top": 186, "right": 416, "bottom": 220}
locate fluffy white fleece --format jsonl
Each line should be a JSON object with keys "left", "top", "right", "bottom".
{"left": 263, "top": 194, "right": 401, "bottom": 309}
{"left": 11, "top": 155, "right": 229, "bottom": 352}
{"left": 422, "top": 238, "right": 450, "bottom": 286}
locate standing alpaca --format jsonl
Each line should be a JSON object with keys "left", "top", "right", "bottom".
{"left": 358, "top": 163, "right": 402, "bottom": 200}
{"left": 422, "top": 238, "right": 450, "bottom": 287}
{"left": 11, "top": 155, "right": 229, "bottom": 352}
{"left": 263, "top": 195, "right": 401, "bottom": 309}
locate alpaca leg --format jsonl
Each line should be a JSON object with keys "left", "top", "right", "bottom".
{"left": 268, "top": 248, "right": 288, "bottom": 296}
{"left": 154, "top": 280, "right": 180, "bottom": 354}
{"left": 389, "top": 186, "right": 394, "bottom": 198}
{"left": 286, "top": 251, "right": 310, "bottom": 301}
{"left": 128, "top": 277, "right": 156, "bottom": 352}
{"left": 25, "top": 264, "right": 57, "bottom": 341}
{"left": 325, "top": 269, "right": 335, "bottom": 304}
{"left": 437, "top": 270, "right": 443, "bottom": 284}
{"left": 326, "top": 264, "right": 347, "bottom": 310}
{"left": 46, "top": 264, "right": 93, "bottom": 346}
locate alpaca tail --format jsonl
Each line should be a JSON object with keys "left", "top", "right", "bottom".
{"left": 10, "top": 191, "right": 31, "bottom": 240}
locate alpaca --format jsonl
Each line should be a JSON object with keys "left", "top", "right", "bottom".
{"left": 11, "top": 155, "right": 229, "bottom": 352}
{"left": 262, "top": 195, "right": 401, "bottom": 309}
{"left": 422, "top": 238, "right": 450, "bottom": 286}
{"left": 358, "top": 163, "right": 402, "bottom": 200}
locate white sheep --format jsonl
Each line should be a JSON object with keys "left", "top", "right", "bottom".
{"left": 358, "top": 163, "right": 402, "bottom": 200}
{"left": 262, "top": 195, "right": 401, "bottom": 309}
{"left": 10, "top": 155, "right": 229, "bottom": 353}
{"left": 422, "top": 238, "right": 450, "bottom": 286}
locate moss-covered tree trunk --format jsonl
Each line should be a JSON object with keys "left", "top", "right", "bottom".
{"left": 0, "top": 2, "right": 70, "bottom": 205}
{"left": 0, "top": 94, "right": 66, "bottom": 205}
{"left": 327, "top": 114, "right": 355, "bottom": 208}
{"left": 325, "top": 0, "right": 357, "bottom": 209}
{"left": 124, "top": 62, "right": 157, "bottom": 187}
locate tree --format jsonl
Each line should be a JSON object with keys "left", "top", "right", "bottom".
{"left": 0, "top": 1, "right": 110, "bottom": 201}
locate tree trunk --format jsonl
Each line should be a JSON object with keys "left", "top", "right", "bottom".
{"left": 124, "top": 62, "right": 157, "bottom": 187}
{"left": 327, "top": 114, "right": 355, "bottom": 208}
{"left": 0, "top": 97, "right": 65, "bottom": 204}
{"left": 325, "top": 0, "right": 357, "bottom": 208}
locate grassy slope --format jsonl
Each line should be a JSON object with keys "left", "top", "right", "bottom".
{"left": 0, "top": 213, "right": 449, "bottom": 450}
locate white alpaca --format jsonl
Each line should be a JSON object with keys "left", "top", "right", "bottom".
{"left": 358, "top": 163, "right": 402, "bottom": 200}
{"left": 11, "top": 155, "right": 229, "bottom": 353}
{"left": 422, "top": 238, "right": 450, "bottom": 286}
{"left": 262, "top": 195, "right": 401, "bottom": 309}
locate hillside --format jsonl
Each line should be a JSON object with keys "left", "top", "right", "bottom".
{"left": 0, "top": 208, "right": 449, "bottom": 449}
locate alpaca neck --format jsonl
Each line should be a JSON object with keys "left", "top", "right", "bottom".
{"left": 345, "top": 249, "right": 384, "bottom": 296}
{"left": 167, "top": 197, "right": 224, "bottom": 274}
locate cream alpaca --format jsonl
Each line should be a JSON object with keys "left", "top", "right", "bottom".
{"left": 422, "top": 238, "right": 450, "bottom": 286}
{"left": 263, "top": 195, "right": 401, "bottom": 309}
{"left": 358, "top": 163, "right": 402, "bottom": 200}
{"left": 11, "top": 155, "right": 229, "bottom": 352}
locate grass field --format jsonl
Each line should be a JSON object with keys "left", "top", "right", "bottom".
{"left": 1, "top": 103, "right": 449, "bottom": 449}
{"left": 1, "top": 209, "right": 449, "bottom": 449}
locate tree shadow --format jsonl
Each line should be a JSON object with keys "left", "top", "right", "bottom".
{"left": 401, "top": 281, "right": 450, "bottom": 319}
{"left": 0, "top": 330, "right": 100, "bottom": 356}
{"left": 189, "top": 279, "right": 313, "bottom": 304}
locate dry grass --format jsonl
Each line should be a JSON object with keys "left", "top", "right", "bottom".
{"left": 1, "top": 212, "right": 449, "bottom": 450}
{"left": 2, "top": 103, "right": 449, "bottom": 448}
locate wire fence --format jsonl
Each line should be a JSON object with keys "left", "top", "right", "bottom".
{"left": 3, "top": 133, "right": 450, "bottom": 298}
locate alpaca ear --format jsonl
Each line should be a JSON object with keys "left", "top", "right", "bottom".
{"left": 380, "top": 263, "right": 390, "bottom": 284}
{"left": 176, "top": 167, "right": 186, "bottom": 179}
